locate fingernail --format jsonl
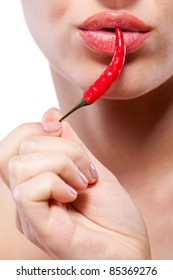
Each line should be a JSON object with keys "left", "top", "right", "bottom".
{"left": 41, "top": 121, "right": 62, "bottom": 132}
{"left": 89, "top": 163, "right": 98, "bottom": 180}
{"left": 67, "top": 186, "right": 78, "bottom": 196}
{"left": 78, "top": 170, "right": 89, "bottom": 186}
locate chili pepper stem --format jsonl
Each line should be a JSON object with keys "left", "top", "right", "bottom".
{"left": 59, "top": 98, "right": 89, "bottom": 122}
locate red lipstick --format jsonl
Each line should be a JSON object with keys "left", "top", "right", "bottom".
{"left": 79, "top": 12, "right": 152, "bottom": 55}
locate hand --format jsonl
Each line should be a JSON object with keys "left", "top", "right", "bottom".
{"left": 1, "top": 108, "right": 150, "bottom": 259}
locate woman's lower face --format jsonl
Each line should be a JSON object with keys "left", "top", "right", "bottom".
{"left": 21, "top": 0, "right": 173, "bottom": 100}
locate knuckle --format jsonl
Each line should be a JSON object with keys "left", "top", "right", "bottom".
{"left": 17, "top": 122, "right": 35, "bottom": 133}
{"left": 19, "top": 137, "right": 37, "bottom": 154}
{"left": 70, "top": 141, "right": 87, "bottom": 161}
{"left": 43, "top": 171, "right": 58, "bottom": 186}
{"left": 13, "top": 184, "right": 27, "bottom": 207}
{"left": 16, "top": 122, "right": 41, "bottom": 140}
{"left": 16, "top": 123, "right": 33, "bottom": 137}
{"left": 59, "top": 157, "right": 73, "bottom": 175}
{"left": 8, "top": 156, "right": 25, "bottom": 177}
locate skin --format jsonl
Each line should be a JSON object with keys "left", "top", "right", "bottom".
{"left": 0, "top": 0, "right": 173, "bottom": 259}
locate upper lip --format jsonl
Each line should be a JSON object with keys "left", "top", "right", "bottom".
{"left": 79, "top": 11, "right": 152, "bottom": 32}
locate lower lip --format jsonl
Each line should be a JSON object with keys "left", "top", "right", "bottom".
{"left": 79, "top": 30, "right": 150, "bottom": 55}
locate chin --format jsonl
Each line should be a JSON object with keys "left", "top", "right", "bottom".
{"left": 103, "top": 82, "right": 149, "bottom": 101}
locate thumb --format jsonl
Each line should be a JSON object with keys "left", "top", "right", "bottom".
{"left": 42, "top": 107, "right": 62, "bottom": 122}
{"left": 42, "top": 107, "right": 92, "bottom": 149}
{"left": 42, "top": 108, "right": 114, "bottom": 180}
{"left": 42, "top": 108, "right": 89, "bottom": 145}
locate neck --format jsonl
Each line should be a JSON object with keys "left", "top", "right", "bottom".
{"left": 51, "top": 68, "right": 173, "bottom": 187}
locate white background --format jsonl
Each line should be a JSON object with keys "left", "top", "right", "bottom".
{"left": 0, "top": 1, "right": 58, "bottom": 140}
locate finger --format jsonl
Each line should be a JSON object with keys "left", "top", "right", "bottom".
{"left": 13, "top": 172, "right": 76, "bottom": 244}
{"left": 0, "top": 120, "right": 62, "bottom": 187}
{"left": 42, "top": 108, "right": 114, "bottom": 181}
{"left": 13, "top": 171, "right": 78, "bottom": 205}
{"left": 9, "top": 152, "right": 90, "bottom": 191}
{"left": 18, "top": 136, "right": 97, "bottom": 184}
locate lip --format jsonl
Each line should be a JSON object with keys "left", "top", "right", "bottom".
{"left": 79, "top": 12, "right": 152, "bottom": 55}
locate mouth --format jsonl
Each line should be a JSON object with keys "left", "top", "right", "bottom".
{"left": 79, "top": 12, "right": 152, "bottom": 55}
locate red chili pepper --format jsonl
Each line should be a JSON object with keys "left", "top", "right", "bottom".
{"left": 59, "top": 28, "right": 126, "bottom": 122}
